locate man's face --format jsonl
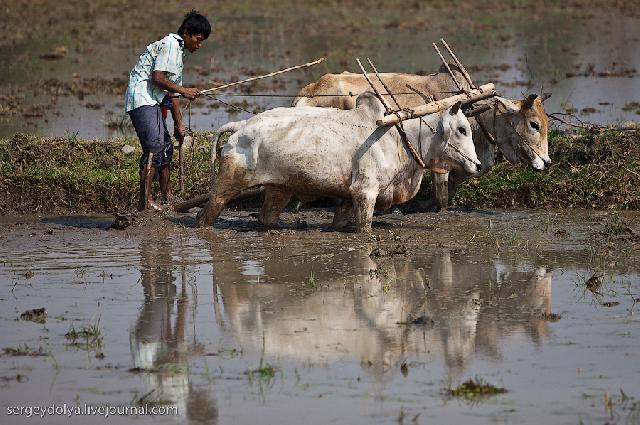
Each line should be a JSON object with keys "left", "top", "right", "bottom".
{"left": 183, "top": 33, "right": 206, "bottom": 53}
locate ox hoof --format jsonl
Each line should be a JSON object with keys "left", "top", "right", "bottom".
{"left": 195, "top": 209, "right": 211, "bottom": 228}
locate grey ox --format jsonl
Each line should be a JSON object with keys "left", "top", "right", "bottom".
{"left": 196, "top": 93, "right": 480, "bottom": 233}
{"left": 293, "top": 66, "right": 551, "bottom": 210}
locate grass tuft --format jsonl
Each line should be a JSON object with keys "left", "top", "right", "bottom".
{"left": 447, "top": 377, "right": 508, "bottom": 398}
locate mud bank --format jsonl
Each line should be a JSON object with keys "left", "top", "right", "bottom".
{"left": 1, "top": 128, "right": 639, "bottom": 216}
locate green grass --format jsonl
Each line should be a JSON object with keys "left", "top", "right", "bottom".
{"left": 1, "top": 128, "right": 639, "bottom": 214}
{"left": 446, "top": 377, "right": 508, "bottom": 398}
{"left": 453, "top": 129, "right": 640, "bottom": 209}
{"left": 64, "top": 320, "right": 104, "bottom": 354}
{"left": 2, "top": 344, "right": 48, "bottom": 357}
{"left": 0, "top": 133, "right": 214, "bottom": 214}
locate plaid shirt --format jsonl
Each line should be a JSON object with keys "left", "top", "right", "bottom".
{"left": 124, "top": 33, "right": 184, "bottom": 113}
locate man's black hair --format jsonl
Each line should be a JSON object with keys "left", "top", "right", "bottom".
{"left": 177, "top": 10, "right": 211, "bottom": 39}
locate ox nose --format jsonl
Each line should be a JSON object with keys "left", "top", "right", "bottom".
{"left": 543, "top": 157, "right": 552, "bottom": 167}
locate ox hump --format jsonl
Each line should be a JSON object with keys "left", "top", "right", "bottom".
{"left": 355, "top": 92, "right": 385, "bottom": 119}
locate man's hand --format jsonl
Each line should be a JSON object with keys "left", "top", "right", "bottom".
{"left": 174, "top": 125, "right": 186, "bottom": 144}
{"left": 151, "top": 72, "right": 201, "bottom": 100}
{"left": 180, "top": 87, "right": 200, "bottom": 100}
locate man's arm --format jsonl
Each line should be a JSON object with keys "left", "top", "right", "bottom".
{"left": 151, "top": 71, "right": 199, "bottom": 100}
{"left": 170, "top": 96, "right": 185, "bottom": 143}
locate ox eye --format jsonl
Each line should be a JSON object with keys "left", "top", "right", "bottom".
{"left": 458, "top": 127, "right": 467, "bottom": 136}
{"left": 530, "top": 121, "right": 540, "bottom": 131}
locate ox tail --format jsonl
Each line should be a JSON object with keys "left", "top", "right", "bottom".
{"left": 208, "top": 121, "right": 244, "bottom": 193}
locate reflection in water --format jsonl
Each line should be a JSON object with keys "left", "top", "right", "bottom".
{"left": 210, "top": 247, "right": 554, "bottom": 378}
{"left": 130, "top": 237, "right": 217, "bottom": 424}
{"left": 127, "top": 238, "right": 555, "bottom": 419}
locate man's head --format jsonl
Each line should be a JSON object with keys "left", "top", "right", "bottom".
{"left": 177, "top": 10, "right": 211, "bottom": 53}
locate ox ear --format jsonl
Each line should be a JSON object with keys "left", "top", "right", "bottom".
{"left": 523, "top": 94, "right": 538, "bottom": 108}
{"left": 449, "top": 101, "right": 462, "bottom": 115}
{"left": 440, "top": 111, "right": 453, "bottom": 151}
{"left": 495, "top": 96, "right": 521, "bottom": 113}
{"left": 541, "top": 92, "right": 552, "bottom": 103}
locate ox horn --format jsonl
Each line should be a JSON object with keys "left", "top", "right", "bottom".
{"left": 450, "top": 101, "right": 462, "bottom": 115}
{"left": 541, "top": 92, "right": 552, "bottom": 102}
{"left": 524, "top": 93, "right": 539, "bottom": 108}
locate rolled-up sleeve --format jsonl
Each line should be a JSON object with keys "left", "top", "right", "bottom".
{"left": 153, "top": 40, "right": 180, "bottom": 76}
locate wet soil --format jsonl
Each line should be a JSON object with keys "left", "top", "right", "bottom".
{"left": 1, "top": 208, "right": 639, "bottom": 424}
{"left": 0, "top": 0, "right": 639, "bottom": 138}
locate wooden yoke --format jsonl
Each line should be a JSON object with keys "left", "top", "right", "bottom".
{"left": 376, "top": 84, "right": 496, "bottom": 126}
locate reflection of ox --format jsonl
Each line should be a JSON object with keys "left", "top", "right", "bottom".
{"left": 196, "top": 93, "right": 479, "bottom": 232}
{"left": 209, "top": 245, "right": 555, "bottom": 378}
{"left": 294, "top": 66, "right": 551, "bottom": 209}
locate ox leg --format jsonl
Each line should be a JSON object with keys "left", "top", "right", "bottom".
{"left": 447, "top": 170, "right": 466, "bottom": 205}
{"left": 331, "top": 199, "right": 353, "bottom": 230}
{"left": 195, "top": 164, "right": 246, "bottom": 228}
{"left": 352, "top": 192, "right": 377, "bottom": 233}
{"left": 432, "top": 171, "right": 450, "bottom": 210}
{"left": 259, "top": 186, "right": 292, "bottom": 228}
{"left": 196, "top": 186, "right": 243, "bottom": 228}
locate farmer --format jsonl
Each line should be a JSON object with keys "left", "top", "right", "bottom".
{"left": 125, "top": 10, "right": 211, "bottom": 211}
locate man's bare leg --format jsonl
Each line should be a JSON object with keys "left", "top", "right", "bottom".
{"left": 159, "top": 164, "right": 172, "bottom": 205}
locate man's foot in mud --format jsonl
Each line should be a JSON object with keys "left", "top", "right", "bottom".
{"left": 147, "top": 200, "right": 163, "bottom": 212}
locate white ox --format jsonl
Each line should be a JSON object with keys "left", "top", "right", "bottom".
{"left": 293, "top": 66, "right": 551, "bottom": 209}
{"left": 196, "top": 92, "right": 479, "bottom": 232}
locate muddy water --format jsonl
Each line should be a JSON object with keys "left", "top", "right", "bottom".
{"left": 0, "top": 210, "right": 639, "bottom": 424}
{"left": 0, "top": 1, "right": 639, "bottom": 139}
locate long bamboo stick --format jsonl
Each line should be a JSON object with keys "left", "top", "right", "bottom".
{"left": 199, "top": 58, "right": 325, "bottom": 95}
{"left": 440, "top": 39, "right": 477, "bottom": 90}
{"left": 357, "top": 58, "right": 425, "bottom": 168}
{"left": 366, "top": 58, "right": 401, "bottom": 110}
{"left": 376, "top": 84, "right": 496, "bottom": 126}
{"left": 460, "top": 91, "right": 498, "bottom": 107}
{"left": 433, "top": 43, "right": 463, "bottom": 92}
{"left": 355, "top": 58, "right": 392, "bottom": 113}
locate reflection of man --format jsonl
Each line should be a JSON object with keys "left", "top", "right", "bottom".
{"left": 131, "top": 237, "right": 216, "bottom": 423}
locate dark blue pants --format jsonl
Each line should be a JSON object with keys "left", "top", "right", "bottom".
{"left": 128, "top": 104, "right": 174, "bottom": 170}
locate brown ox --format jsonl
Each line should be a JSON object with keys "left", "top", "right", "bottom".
{"left": 293, "top": 65, "right": 550, "bottom": 210}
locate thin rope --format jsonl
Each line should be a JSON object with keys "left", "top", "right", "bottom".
{"left": 211, "top": 91, "right": 458, "bottom": 98}
{"left": 204, "top": 94, "right": 257, "bottom": 115}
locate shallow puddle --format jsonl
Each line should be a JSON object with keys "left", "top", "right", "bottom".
{"left": 0, "top": 211, "right": 639, "bottom": 424}
{"left": 1, "top": 1, "right": 639, "bottom": 138}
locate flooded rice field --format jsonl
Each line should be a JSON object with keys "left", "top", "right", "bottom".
{"left": 2, "top": 1, "right": 640, "bottom": 423}
{"left": 1, "top": 209, "right": 639, "bottom": 424}
{"left": 1, "top": 0, "right": 640, "bottom": 138}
